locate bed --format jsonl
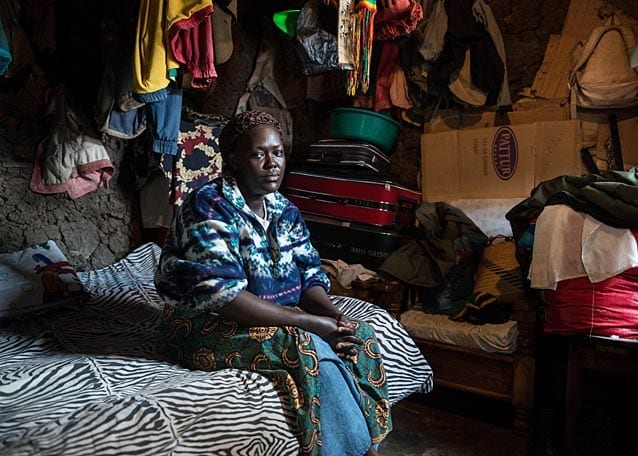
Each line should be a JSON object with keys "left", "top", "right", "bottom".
{"left": 0, "top": 242, "right": 433, "bottom": 456}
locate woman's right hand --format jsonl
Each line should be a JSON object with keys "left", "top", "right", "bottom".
{"left": 309, "top": 315, "right": 363, "bottom": 358}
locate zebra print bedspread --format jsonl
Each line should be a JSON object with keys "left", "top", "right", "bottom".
{"left": 0, "top": 243, "right": 433, "bottom": 456}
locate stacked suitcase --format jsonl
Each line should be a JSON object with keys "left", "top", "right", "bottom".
{"left": 283, "top": 132, "right": 421, "bottom": 270}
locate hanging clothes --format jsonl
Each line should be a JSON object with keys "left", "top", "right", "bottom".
{"left": 132, "top": 0, "right": 214, "bottom": 95}
{"left": 419, "top": 0, "right": 447, "bottom": 62}
{"left": 347, "top": 0, "right": 377, "bottom": 95}
{"left": 374, "top": 41, "right": 412, "bottom": 111}
{"left": 0, "top": 15, "right": 11, "bottom": 75}
{"left": 337, "top": 0, "right": 356, "bottom": 70}
{"left": 20, "top": 0, "right": 57, "bottom": 59}
{"left": 427, "top": 0, "right": 505, "bottom": 106}
{"left": 236, "top": 34, "right": 294, "bottom": 151}
{"left": 30, "top": 87, "right": 114, "bottom": 199}
{"left": 96, "top": 60, "right": 147, "bottom": 140}
{"left": 0, "top": 0, "right": 35, "bottom": 86}
{"left": 374, "top": 0, "right": 423, "bottom": 42}
{"left": 132, "top": 0, "right": 215, "bottom": 155}
{"left": 169, "top": 3, "right": 217, "bottom": 88}
{"left": 471, "top": 0, "right": 511, "bottom": 106}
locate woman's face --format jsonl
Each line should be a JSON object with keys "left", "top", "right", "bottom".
{"left": 231, "top": 124, "right": 286, "bottom": 203}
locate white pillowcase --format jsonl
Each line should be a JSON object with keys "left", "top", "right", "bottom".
{"left": 0, "top": 240, "right": 87, "bottom": 318}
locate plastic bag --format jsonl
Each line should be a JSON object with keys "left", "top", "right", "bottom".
{"left": 294, "top": 0, "right": 339, "bottom": 76}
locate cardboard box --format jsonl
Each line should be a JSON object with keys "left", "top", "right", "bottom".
{"left": 421, "top": 120, "right": 583, "bottom": 200}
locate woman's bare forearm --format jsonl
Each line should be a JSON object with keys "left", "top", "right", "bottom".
{"left": 298, "top": 286, "right": 343, "bottom": 318}
{"left": 219, "top": 288, "right": 360, "bottom": 356}
{"left": 218, "top": 289, "right": 336, "bottom": 335}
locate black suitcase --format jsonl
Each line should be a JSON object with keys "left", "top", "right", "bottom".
{"left": 303, "top": 212, "right": 410, "bottom": 269}
{"left": 305, "top": 139, "right": 391, "bottom": 174}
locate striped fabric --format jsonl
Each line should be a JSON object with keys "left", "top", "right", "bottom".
{"left": 0, "top": 243, "right": 432, "bottom": 455}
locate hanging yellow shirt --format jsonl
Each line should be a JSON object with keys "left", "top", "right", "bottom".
{"left": 133, "top": 0, "right": 213, "bottom": 95}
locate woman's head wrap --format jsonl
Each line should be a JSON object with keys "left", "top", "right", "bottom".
{"left": 219, "top": 111, "right": 283, "bottom": 166}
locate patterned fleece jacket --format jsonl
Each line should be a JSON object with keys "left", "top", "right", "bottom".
{"left": 155, "top": 176, "right": 330, "bottom": 313}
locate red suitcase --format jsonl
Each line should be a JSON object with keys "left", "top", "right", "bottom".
{"left": 283, "top": 169, "right": 421, "bottom": 231}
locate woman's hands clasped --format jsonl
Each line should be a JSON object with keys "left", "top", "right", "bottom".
{"left": 311, "top": 314, "right": 364, "bottom": 358}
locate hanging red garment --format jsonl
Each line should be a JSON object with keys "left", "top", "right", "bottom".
{"left": 374, "top": 0, "right": 423, "bottom": 41}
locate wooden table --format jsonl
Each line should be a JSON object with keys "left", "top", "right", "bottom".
{"left": 563, "top": 335, "right": 638, "bottom": 454}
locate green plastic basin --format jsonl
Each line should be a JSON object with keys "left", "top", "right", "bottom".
{"left": 273, "top": 10, "right": 300, "bottom": 37}
{"left": 329, "top": 107, "right": 400, "bottom": 154}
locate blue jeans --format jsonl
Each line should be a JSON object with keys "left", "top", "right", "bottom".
{"left": 311, "top": 333, "right": 371, "bottom": 456}
{"left": 135, "top": 83, "right": 182, "bottom": 155}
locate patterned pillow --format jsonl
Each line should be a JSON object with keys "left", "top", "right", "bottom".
{"left": 0, "top": 241, "right": 88, "bottom": 318}
{"left": 473, "top": 237, "right": 526, "bottom": 306}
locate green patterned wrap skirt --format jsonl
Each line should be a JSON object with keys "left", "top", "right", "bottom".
{"left": 157, "top": 304, "right": 392, "bottom": 455}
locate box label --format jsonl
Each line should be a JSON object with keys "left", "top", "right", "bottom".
{"left": 492, "top": 126, "right": 518, "bottom": 180}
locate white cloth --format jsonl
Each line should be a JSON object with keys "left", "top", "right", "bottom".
{"left": 528, "top": 204, "right": 638, "bottom": 290}
{"left": 447, "top": 197, "right": 523, "bottom": 237}
{"left": 581, "top": 214, "right": 638, "bottom": 282}
{"left": 337, "top": 0, "right": 355, "bottom": 69}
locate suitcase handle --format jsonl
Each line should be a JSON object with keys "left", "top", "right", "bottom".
{"left": 320, "top": 151, "right": 343, "bottom": 162}
{"left": 393, "top": 196, "right": 420, "bottom": 231}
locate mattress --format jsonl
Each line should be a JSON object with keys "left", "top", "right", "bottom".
{"left": 401, "top": 309, "right": 519, "bottom": 354}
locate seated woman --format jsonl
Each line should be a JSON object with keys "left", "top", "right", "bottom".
{"left": 154, "top": 110, "right": 391, "bottom": 456}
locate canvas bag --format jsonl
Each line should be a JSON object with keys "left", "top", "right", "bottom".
{"left": 236, "top": 35, "right": 293, "bottom": 150}
{"left": 569, "top": 16, "right": 638, "bottom": 113}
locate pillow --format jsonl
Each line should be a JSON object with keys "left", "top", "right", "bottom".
{"left": 0, "top": 240, "right": 88, "bottom": 318}
{"left": 473, "top": 238, "right": 526, "bottom": 303}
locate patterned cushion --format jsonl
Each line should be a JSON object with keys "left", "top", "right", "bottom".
{"left": 473, "top": 237, "right": 526, "bottom": 305}
{"left": 0, "top": 240, "right": 87, "bottom": 318}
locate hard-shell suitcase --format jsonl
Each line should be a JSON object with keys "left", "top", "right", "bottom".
{"left": 303, "top": 213, "right": 409, "bottom": 269}
{"left": 305, "top": 139, "right": 391, "bottom": 174}
{"left": 284, "top": 169, "right": 421, "bottom": 231}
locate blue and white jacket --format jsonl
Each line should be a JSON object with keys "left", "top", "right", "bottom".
{"left": 155, "top": 176, "right": 330, "bottom": 312}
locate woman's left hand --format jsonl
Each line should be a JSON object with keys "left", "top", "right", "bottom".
{"left": 298, "top": 287, "right": 363, "bottom": 357}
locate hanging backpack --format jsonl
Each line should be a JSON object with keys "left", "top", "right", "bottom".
{"left": 568, "top": 16, "right": 638, "bottom": 114}
{"left": 236, "top": 34, "right": 293, "bottom": 150}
